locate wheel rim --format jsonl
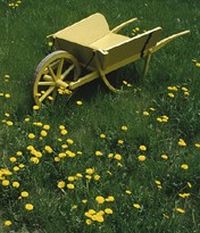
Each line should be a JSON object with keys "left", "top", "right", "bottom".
{"left": 33, "top": 51, "right": 81, "bottom": 106}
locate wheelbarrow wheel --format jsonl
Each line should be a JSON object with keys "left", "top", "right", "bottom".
{"left": 33, "top": 50, "right": 81, "bottom": 106}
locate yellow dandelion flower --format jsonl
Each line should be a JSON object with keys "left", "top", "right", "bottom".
{"left": 85, "top": 219, "right": 92, "bottom": 225}
{"left": 178, "top": 138, "right": 187, "bottom": 147}
{"left": 9, "top": 157, "right": 17, "bottom": 163}
{"left": 61, "top": 129, "right": 68, "bottom": 135}
{"left": 168, "top": 92, "right": 175, "bottom": 98}
{"left": 95, "top": 196, "right": 105, "bottom": 204}
{"left": 187, "top": 182, "right": 192, "bottom": 188}
{"left": 76, "top": 100, "right": 83, "bottom": 106}
{"left": 25, "top": 203, "right": 34, "bottom": 211}
{"left": 180, "top": 164, "right": 189, "bottom": 170}
{"left": 13, "top": 166, "right": 20, "bottom": 172}
{"left": 6, "top": 121, "right": 13, "bottom": 126}
{"left": 21, "top": 191, "right": 29, "bottom": 198}
{"left": 143, "top": 111, "right": 150, "bottom": 116}
{"left": 133, "top": 203, "right": 141, "bottom": 209}
{"left": 28, "top": 133, "right": 35, "bottom": 139}
{"left": 54, "top": 157, "right": 60, "bottom": 162}
{"left": 104, "top": 208, "right": 113, "bottom": 214}
{"left": 167, "top": 86, "right": 178, "bottom": 91}
{"left": 194, "top": 143, "right": 200, "bottom": 148}
{"left": 43, "top": 124, "right": 50, "bottom": 130}
{"left": 57, "top": 181, "right": 65, "bottom": 189}
{"left": 33, "top": 105, "right": 40, "bottom": 110}
{"left": 125, "top": 190, "right": 132, "bottom": 195}
{"left": 155, "top": 180, "right": 161, "bottom": 185}
{"left": 161, "top": 154, "right": 168, "bottom": 160}
{"left": 30, "top": 157, "right": 40, "bottom": 164}
{"left": 66, "top": 138, "right": 74, "bottom": 145}
{"left": 67, "top": 183, "right": 75, "bottom": 190}
{"left": 108, "top": 153, "right": 114, "bottom": 158}
{"left": 2, "top": 179, "right": 10, "bottom": 186}
{"left": 175, "top": 208, "right": 185, "bottom": 214}
{"left": 106, "top": 196, "right": 115, "bottom": 202}
{"left": 44, "top": 145, "right": 53, "bottom": 153}
{"left": 40, "top": 130, "right": 47, "bottom": 137}
{"left": 178, "top": 193, "right": 190, "bottom": 198}
{"left": 16, "top": 151, "right": 23, "bottom": 156}
{"left": 117, "top": 139, "right": 124, "bottom": 144}
{"left": 95, "top": 151, "right": 103, "bottom": 156}
{"left": 138, "top": 155, "right": 146, "bottom": 161}
{"left": 12, "top": 181, "right": 20, "bottom": 188}
{"left": 184, "top": 91, "right": 189, "bottom": 96}
{"left": 114, "top": 153, "right": 122, "bottom": 161}
{"left": 3, "top": 220, "right": 12, "bottom": 227}
{"left": 92, "top": 214, "right": 104, "bottom": 223}
{"left": 100, "top": 133, "right": 106, "bottom": 139}
{"left": 94, "top": 174, "right": 101, "bottom": 181}
{"left": 139, "top": 145, "right": 147, "bottom": 151}
{"left": 121, "top": 125, "right": 128, "bottom": 131}
{"left": 5, "top": 93, "right": 11, "bottom": 98}
{"left": 82, "top": 199, "right": 88, "bottom": 204}
{"left": 181, "top": 87, "right": 188, "bottom": 92}
{"left": 86, "top": 168, "right": 95, "bottom": 175}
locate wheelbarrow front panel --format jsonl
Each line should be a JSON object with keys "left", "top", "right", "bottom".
{"left": 54, "top": 13, "right": 110, "bottom": 47}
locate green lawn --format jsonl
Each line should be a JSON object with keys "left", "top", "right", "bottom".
{"left": 1, "top": 0, "right": 200, "bottom": 232}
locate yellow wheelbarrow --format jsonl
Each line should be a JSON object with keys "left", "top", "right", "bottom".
{"left": 33, "top": 13, "right": 189, "bottom": 106}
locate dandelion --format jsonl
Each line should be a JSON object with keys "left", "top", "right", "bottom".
{"left": 161, "top": 154, "right": 168, "bottom": 160}
{"left": 30, "top": 157, "right": 40, "bottom": 164}
{"left": 100, "top": 133, "right": 106, "bottom": 139}
{"left": 2, "top": 179, "right": 10, "bottom": 186}
{"left": 40, "top": 130, "right": 47, "bottom": 137}
{"left": 3, "top": 220, "right": 12, "bottom": 227}
{"left": 187, "top": 182, "right": 192, "bottom": 188}
{"left": 194, "top": 143, "right": 200, "bottom": 148}
{"left": 104, "top": 208, "right": 113, "bottom": 214}
{"left": 180, "top": 163, "right": 189, "bottom": 170}
{"left": 108, "top": 153, "right": 114, "bottom": 158}
{"left": 117, "top": 139, "right": 124, "bottom": 144}
{"left": 86, "top": 168, "right": 95, "bottom": 175}
{"left": 138, "top": 155, "right": 146, "bottom": 161}
{"left": 25, "top": 203, "right": 34, "bottom": 211}
{"left": 12, "top": 181, "right": 20, "bottom": 188}
{"left": 178, "top": 138, "right": 187, "bottom": 147}
{"left": 139, "top": 145, "right": 147, "bottom": 151}
{"left": 167, "top": 86, "right": 178, "bottom": 91}
{"left": 43, "top": 124, "right": 50, "bottom": 130}
{"left": 125, "top": 190, "right": 132, "bottom": 195}
{"left": 94, "top": 174, "right": 101, "bottom": 181}
{"left": 33, "top": 105, "right": 40, "bottom": 110}
{"left": 92, "top": 214, "right": 104, "bottom": 223}
{"left": 175, "top": 208, "right": 185, "bottom": 214}
{"left": 143, "top": 111, "right": 150, "bottom": 116}
{"left": 67, "top": 183, "right": 75, "bottom": 190}
{"left": 16, "top": 151, "right": 23, "bottom": 156}
{"left": 5, "top": 93, "right": 11, "bottom": 98}
{"left": 121, "top": 125, "right": 128, "bottom": 131}
{"left": 21, "top": 191, "right": 29, "bottom": 198}
{"left": 106, "top": 196, "right": 115, "bottom": 202}
{"left": 82, "top": 199, "right": 88, "bottom": 204}
{"left": 95, "top": 151, "right": 103, "bottom": 156}
{"left": 68, "top": 176, "right": 75, "bottom": 182}
{"left": 44, "top": 145, "right": 53, "bottom": 153}
{"left": 13, "top": 166, "right": 20, "bottom": 172}
{"left": 66, "top": 138, "right": 74, "bottom": 145}
{"left": 133, "top": 203, "right": 141, "bottom": 209}
{"left": 6, "top": 121, "right": 13, "bottom": 126}
{"left": 95, "top": 196, "right": 105, "bottom": 204}
{"left": 28, "top": 133, "right": 35, "bottom": 139}
{"left": 168, "top": 92, "right": 175, "bottom": 98}
{"left": 85, "top": 219, "right": 92, "bottom": 225}
{"left": 178, "top": 193, "right": 190, "bottom": 198}
{"left": 114, "top": 153, "right": 122, "bottom": 161}
{"left": 57, "top": 181, "right": 65, "bottom": 189}
{"left": 61, "top": 129, "right": 68, "bottom": 135}
{"left": 76, "top": 100, "right": 83, "bottom": 105}
{"left": 9, "top": 157, "right": 17, "bottom": 163}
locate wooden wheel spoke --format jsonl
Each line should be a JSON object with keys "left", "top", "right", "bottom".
{"left": 61, "top": 64, "right": 74, "bottom": 80}
{"left": 48, "top": 66, "right": 57, "bottom": 81}
{"left": 39, "top": 86, "right": 55, "bottom": 102}
{"left": 57, "top": 58, "right": 64, "bottom": 77}
{"left": 38, "top": 81, "right": 55, "bottom": 86}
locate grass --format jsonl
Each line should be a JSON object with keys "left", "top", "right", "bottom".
{"left": 1, "top": 0, "right": 200, "bottom": 232}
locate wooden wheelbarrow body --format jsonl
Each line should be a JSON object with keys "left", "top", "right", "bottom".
{"left": 33, "top": 13, "right": 190, "bottom": 105}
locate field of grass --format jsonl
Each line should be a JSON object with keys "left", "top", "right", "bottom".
{"left": 1, "top": 0, "right": 200, "bottom": 232}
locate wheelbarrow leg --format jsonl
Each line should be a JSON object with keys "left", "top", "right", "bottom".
{"left": 143, "top": 52, "right": 152, "bottom": 77}
{"left": 94, "top": 54, "right": 120, "bottom": 93}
